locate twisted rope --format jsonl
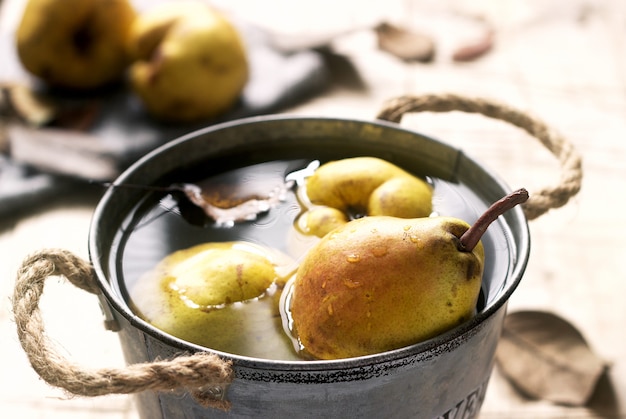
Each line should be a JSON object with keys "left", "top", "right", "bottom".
{"left": 12, "top": 249, "right": 234, "bottom": 411}
{"left": 377, "top": 94, "right": 583, "bottom": 220}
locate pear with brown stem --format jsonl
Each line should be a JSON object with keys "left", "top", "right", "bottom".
{"left": 290, "top": 188, "right": 529, "bottom": 360}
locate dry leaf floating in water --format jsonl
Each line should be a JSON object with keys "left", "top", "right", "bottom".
{"left": 495, "top": 310, "right": 607, "bottom": 406}
{"left": 176, "top": 180, "right": 294, "bottom": 227}
{"left": 106, "top": 161, "right": 312, "bottom": 227}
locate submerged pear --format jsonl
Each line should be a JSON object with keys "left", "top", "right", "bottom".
{"left": 130, "top": 241, "right": 296, "bottom": 359}
{"left": 166, "top": 242, "right": 276, "bottom": 306}
{"left": 290, "top": 189, "right": 528, "bottom": 360}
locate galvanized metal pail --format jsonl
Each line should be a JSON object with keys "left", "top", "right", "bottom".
{"left": 13, "top": 94, "right": 582, "bottom": 419}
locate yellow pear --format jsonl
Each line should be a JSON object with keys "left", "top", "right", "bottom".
{"left": 289, "top": 189, "right": 529, "bottom": 360}
{"left": 300, "top": 206, "right": 349, "bottom": 238}
{"left": 367, "top": 175, "right": 434, "bottom": 218}
{"left": 127, "top": 1, "right": 248, "bottom": 122}
{"left": 16, "top": 0, "right": 136, "bottom": 90}
{"left": 131, "top": 242, "right": 295, "bottom": 359}
{"left": 302, "top": 157, "right": 433, "bottom": 235}
{"left": 166, "top": 242, "right": 276, "bottom": 306}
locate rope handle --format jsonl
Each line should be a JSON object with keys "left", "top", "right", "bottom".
{"left": 376, "top": 94, "right": 583, "bottom": 220}
{"left": 12, "top": 249, "right": 233, "bottom": 411}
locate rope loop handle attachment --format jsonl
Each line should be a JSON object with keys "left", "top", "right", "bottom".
{"left": 12, "top": 248, "right": 234, "bottom": 411}
{"left": 377, "top": 93, "right": 583, "bottom": 220}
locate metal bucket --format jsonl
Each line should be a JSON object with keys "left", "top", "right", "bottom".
{"left": 90, "top": 115, "right": 527, "bottom": 419}
{"left": 13, "top": 95, "right": 581, "bottom": 419}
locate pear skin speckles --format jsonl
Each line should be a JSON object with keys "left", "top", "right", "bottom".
{"left": 291, "top": 215, "right": 484, "bottom": 360}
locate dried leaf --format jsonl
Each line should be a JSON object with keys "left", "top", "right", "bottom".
{"left": 1, "top": 83, "right": 101, "bottom": 131}
{"left": 176, "top": 181, "right": 294, "bottom": 227}
{"left": 0, "top": 83, "right": 57, "bottom": 126}
{"left": 174, "top": 160, "right": 320, "bottom": 226}
{"left": 7, "top": 124, "right": 120, "bottom": 181}
{"left": 375, "top": 22, "right": 435, "bottom": 63}
{"left": 452, "top": 28, "right": 494, "bottom": 62}
{"left": 496, "top": 310, "right": 607, "bottom": 406}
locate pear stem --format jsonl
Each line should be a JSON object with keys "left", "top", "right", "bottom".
{"left": 459, "top": 188, "right": 529, "bottom": 252}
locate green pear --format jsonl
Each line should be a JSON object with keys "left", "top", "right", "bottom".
{"left": 166, "top": 242, "right": 276, "bottom": 306}
{"left": 367, "top": 175, "right": 433, "bottom": 218}
{"left": 130, "top": 242, "right": 296, "bottom": 359}
{"left": 289, "top": 189, "right": 528, "bottom": 360}
{"left": 127, "top": 1, "right": 248, "bottom": 122}
{"left": 301, "top": 206, "right": 349, "bottom": 238}
{"left": 16, "top": 0, "right": 136, "bottom": 90}
{"left": 302, "top": 157, "right": 432, "bottom": 235}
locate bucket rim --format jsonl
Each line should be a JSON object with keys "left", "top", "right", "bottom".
{"left": 88, "top": 114, "right": 530, "bottom": 371}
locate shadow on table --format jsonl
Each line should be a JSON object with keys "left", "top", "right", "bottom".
{"left": 587, "top": 371, "right": 619, "bottom": 418}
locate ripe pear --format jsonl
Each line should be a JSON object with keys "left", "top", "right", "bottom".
{"left": 290, "top": 189, "right": 529, "bottom": 360}
{"left": 302, "top": 157, "right": 432, "bottom": 235}
{"left": 127, "top": 1, "right": 249, "bottom": 122}
{"left": 367, "top": 175, "right": 434, "bottom": 218}
{"left": 16, "top": 0, "right": 136, "bottom": 90}
{"left": 131, "top": 242, "right": 295, "bottom": 358}
{"left": 301, "top": 206, "right": 349, "bottom": 238}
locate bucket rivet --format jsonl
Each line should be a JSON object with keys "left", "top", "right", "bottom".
{"left": 202, "top": 385, "right": 227, "bottom": 401}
